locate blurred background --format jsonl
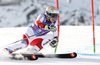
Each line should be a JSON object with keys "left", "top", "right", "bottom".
{"left": 0, "top": 0, "right": 100, "bottom": 27}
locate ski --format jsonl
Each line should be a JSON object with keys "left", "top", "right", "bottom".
{"left": 27, "top": 52, "right": 77, "bottom": 58}
{"left": 10, "top": 52, "right": 77, "bottom": 60}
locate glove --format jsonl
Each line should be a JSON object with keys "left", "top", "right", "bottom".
{"left": 50, "top": 37, "right": 58, "bottom": 48}
{"left": 45, "top": 24, "right": 57, "bottom": 32}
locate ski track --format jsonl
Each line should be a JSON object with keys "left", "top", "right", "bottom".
{"left": 0, "top": 57, "right": 100, "bottom": 65}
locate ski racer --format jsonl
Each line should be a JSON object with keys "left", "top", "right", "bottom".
{"left": 4, "top": 6, "right": 59, "bottom": 59}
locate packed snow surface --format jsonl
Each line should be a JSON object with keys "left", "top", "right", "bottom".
{"left": 0, "top": 26, "right": 100, "bottom": 65}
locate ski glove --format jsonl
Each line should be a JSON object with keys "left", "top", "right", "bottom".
{"left": 45, "top": 24, "right": 57, "bottom": 32}
{"left": 50, "top": 37, "right": 58, "bottom": 48}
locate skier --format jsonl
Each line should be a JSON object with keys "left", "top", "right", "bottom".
{"left": 3, "top": 6, "right": 59, "bottom": 60}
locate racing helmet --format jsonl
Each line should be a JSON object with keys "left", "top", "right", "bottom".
{"left": 45, "top": 6, "right": 59, "bottom": 19}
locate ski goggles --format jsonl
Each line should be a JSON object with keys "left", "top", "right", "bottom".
{"left": 49, "top": 13, "right": 58, "bottom": 18}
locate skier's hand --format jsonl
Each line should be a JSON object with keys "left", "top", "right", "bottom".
{"left": 50, "top": 37, "right": 58, "bottom": 48}
{"left": 45, "top": 24, "right": 57, "bottom": 32}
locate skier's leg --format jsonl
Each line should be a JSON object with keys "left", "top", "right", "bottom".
{"left": 5, "top": 26, "right": 34, "bottom": 53}
{"left": 6, "top": 34, "right": 29, "bottom": 53}
{"left": 6, "top": 41, "right": 27, "bottom": 53}
{"left": 26, "top": 33, "right": 54, "bottom": 54}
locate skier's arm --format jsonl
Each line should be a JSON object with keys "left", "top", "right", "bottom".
{"left": 53, "top": 21, "right": 58, "bottom": 37}
{"left": 35, "top": 15, "right": 46, "bottom": 29}
{"left": 36, "top": 14, "right": 57, "bottom": 32}
{"left": 49, "top": 21, "right": 58, "bottom": 48}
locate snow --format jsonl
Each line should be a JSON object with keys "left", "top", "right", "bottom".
{"left": 0, "top": 0, "right": 100, "bottom": 27}
{"left": 0, "top": 0, "right": 100, "bottom": 64}
{"left": 0, "top": 26, "right": 100, "bottom": 65}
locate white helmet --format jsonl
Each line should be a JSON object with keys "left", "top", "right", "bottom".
{"left": 45, "top": 6, "right": 59, "bottom": 19}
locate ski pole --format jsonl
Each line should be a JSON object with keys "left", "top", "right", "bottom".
{"left": 13, "top": 31, "right": 48, "bottom": 44}
{"left": 0, "top": 30, "right": 48, "bottom": 49}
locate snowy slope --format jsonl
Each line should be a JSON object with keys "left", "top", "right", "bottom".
{"left": 0, "top": 26, "right": 100, "bottom": 65}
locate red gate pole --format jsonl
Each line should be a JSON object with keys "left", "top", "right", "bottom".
{"left": 54, "top": 0, "right": 60, "bottom": 53}
{"left": 91, "top": 0, "right": 96, "bottom": 53}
